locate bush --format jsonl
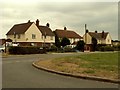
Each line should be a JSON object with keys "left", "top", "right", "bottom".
{"left": 99, "top": 46, "right": 114, "bottom": 51}
{"left": 76, "top": 40, "right": 85, "bottom": 52}
{"left": 47, "top": 45, "right": 58, "bottom": 52}
{"left": 113, "top": 45, "right": 120, "bottom": 51}
{"left": 63, "top": 46, "right": 76, "bottom": 52}
{"left": 8, "top": 46, "right": 46, "bottom": 54}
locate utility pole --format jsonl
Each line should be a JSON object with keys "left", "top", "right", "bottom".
{"left": 85, "top": 24, "right": 87, "bottom": 44}
{"left": 44, "top": 32, "right": 46, "bottom": 48}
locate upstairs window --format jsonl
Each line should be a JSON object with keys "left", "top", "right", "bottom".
{"left": 50, "top": 36, "right": 53, "bottom": 40}
{"left": 17, "top": 34, "right": 20, "bottom": 39}
{"left": 32, "top": 34, "right": 36, "bottom": 39}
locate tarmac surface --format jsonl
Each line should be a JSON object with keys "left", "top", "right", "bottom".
{"left": 2, "top": 53, "right": 119, "bottom": 88}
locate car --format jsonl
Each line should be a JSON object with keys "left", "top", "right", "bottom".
{"left": 0, "top": 46, "right": 5, "bottom": 52}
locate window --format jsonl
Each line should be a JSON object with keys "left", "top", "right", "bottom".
{"left": 17, "top": 34, "right": 20, "bottom": 39}
{"left": 50, "top": 36, "right": 53, "bottom": 40}
{"left": 32, "top": 34, "right": 36, "bottom": 39}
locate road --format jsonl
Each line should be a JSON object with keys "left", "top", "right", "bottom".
{"left": 2, "top": 53, "right": 119, "bottom": 88}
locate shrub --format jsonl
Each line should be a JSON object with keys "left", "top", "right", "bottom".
{"left": 99, "top": 46, "right": 114, "bottom": 51}
{"left": 8, "top": 46, "right": 46, "bottom": 54}
{"left": 63, "top": 46, "right": 75, "bottom": 52}
{"left": 47, "top": 45, "right": 58, "bottom": 52}
{"left": 113, "top": 45, "right": 120, "bottom": 51}
{"left": 76, "top": 40, "right": 85, "bottom": 52}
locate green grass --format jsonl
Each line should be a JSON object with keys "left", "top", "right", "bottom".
{"left": 51, "top": 52, "right": 118, "bottom": 79}
{"left": 37, "top": 52, "right": 119, "bottom": 80}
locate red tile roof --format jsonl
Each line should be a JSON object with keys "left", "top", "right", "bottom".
{"left": 88, "top": 32, "right": 109, "bottom": 39}
{"left": 6, "top": 22, "right": 33, "bottom": 35}
{"left": 0, "top": 39, "right": 6, "bottom": 45}
{"left": 38, "top": 26, "right": 55, "bottom": 36}
{"left": 54, "top": 29, "right": 82, "bottom": 39}
{"left": 6, "top": 22, "right": 55, "bottom": 36}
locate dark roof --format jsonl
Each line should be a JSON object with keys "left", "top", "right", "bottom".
{"left": 54, "top": 29, "right": 82, "bottom": 39}
{"left": 0, "top": 39, "right": 6, "bottom": 45}
{"left": 88, "top": 32, "right": 109, "bottom": 40}
{"left": 0, "top": 39, "right": 12, "bottom": 45}
{"left": 38, "top": 26, "right": 55, "bottom": 36}
{"left": 6, "top": 22, "right": 33, "bottom": 35}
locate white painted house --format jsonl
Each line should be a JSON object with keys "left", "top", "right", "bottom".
{"left": 6, "top": 19, "right": 55, "bottom": 47}
{"left": 83, "top": 30, "right": 112, "bottom": 51}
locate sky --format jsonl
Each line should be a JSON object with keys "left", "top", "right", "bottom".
{"left": 0, "top": 0, "right": 119, "bottom": 40}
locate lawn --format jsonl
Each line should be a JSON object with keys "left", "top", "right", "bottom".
{"left": 36, "top": 52, "right": 119, "bottom": 80}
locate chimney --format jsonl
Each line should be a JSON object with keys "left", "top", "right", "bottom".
{"left": 102, "top": 31, "right": 104, "bottom": 38}
{"left": 95, "top": 30, "right": 97, "bottom": 33}
{"left": 46, "top": 23, "right": 50, "bottom": 27}
{"left": 28, "top": 20, "right": 31, "bottom": 23}
{"left": 36, "top": 19, "right": 39, "bottom": 27}
{"left": 86, "top": 29, "right": 89, "bottom": 33}
{"left": 64, "top": 27, "right": 67, "bottom": 30}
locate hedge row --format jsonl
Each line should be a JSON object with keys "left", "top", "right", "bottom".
{"left": 98, "top": 46, "right": 114, "bottom": 51}
{"left": 8, "top": 46, "right": 46, "bottom": 54}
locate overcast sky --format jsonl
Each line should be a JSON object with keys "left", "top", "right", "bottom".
{"left": 0, "top": 0, "right": 118, "bottom": 40}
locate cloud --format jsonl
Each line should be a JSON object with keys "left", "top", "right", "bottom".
{"left": 0, "top": 1, "right": 118, "bottom": 40}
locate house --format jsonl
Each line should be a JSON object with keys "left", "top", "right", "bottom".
{"left": 54, "top": 27, "right": 83, "bottom": 47}
{"left": 83, "top": 30, "right": 112, "bottom": 51}
{"left": 112, "top": 40, "right": 120, "bottom": 46}
{"left": 6, "top": 19, "right": 55, "bottom": 47}
{"left": 0, "top": 39, "right": 12, "bottom": 52}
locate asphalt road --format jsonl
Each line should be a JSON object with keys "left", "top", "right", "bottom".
{"left": 2, "top": 53, "right": 119, "bottom": 88}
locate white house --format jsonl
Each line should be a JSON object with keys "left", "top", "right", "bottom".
{"left": 6, "top": 19, "right": 55, "bottom": 47}
{"left": 54, "top": 27, "right": 83, "bottom": 47}
{"left": 83, "top": 30, "right": 112, "bottom": 51}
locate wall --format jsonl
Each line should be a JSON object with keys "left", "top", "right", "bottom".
{"left": 43, "top": 36, "right": 55, "bottom": 43}
{"left": 83, "top": 33, "right": 92, "bottom": 44}
{"left": 25, "top": 23, "right": 43, "bottom": 42}
{"left": 7, "top": 34, "right": 25, "bottom": 42}
{"left": 105, "top": 33, "right": 112, "bottom": 45}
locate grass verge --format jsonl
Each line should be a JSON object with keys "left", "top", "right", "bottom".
{"left": 36, "top": 52, "right": 118, "bottom": 80}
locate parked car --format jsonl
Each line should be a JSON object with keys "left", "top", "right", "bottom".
{"left": 0, "top": 46, "right": 5, "bottom": 52}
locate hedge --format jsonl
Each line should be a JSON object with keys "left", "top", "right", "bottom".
{"left": 99, "top": 46, "right": 114, "bottom": 51}
{"left": 8, "top": 46, "right": 46, "bottom": 54}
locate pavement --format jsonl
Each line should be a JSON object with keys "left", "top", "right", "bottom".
{"left": 2, "top": 53, "right": 119, "bottom": 88}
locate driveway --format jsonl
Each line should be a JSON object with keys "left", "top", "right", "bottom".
{"left": 2, "top": 53, "right": 119, "bottom": 88}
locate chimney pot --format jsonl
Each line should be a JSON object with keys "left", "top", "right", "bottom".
{"left": 102, "top": 30, "right": 104, "bottom": 38}
{"left": 64, "top": 27, "right": 67, "bottom": 30}
{"left": 36, "top": 19, "right": 39, "bottom": 27}
{"left": 46, "top": 23, "right": 50, "bottom": 27}
{"left": 28, "top": 20, "right": 30, "bottom": 23}
{"left": 86, "top": 29, "right": 89, "bottom": 33}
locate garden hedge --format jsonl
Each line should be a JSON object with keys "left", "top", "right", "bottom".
{"left": 8, "top": 46, "right": 46, "bottom": 54}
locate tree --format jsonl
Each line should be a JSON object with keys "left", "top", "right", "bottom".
{"left": 92, "top": 37, "right": 97, "bottom": 51}
{"left": 61, "top": 37, "right": 70, "bottom": 47}
{"left": 76, "top": 40, "right": 85, "bottom": 52}
{"left": 55, "top": 35, "right": 61, "bottom": 48}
